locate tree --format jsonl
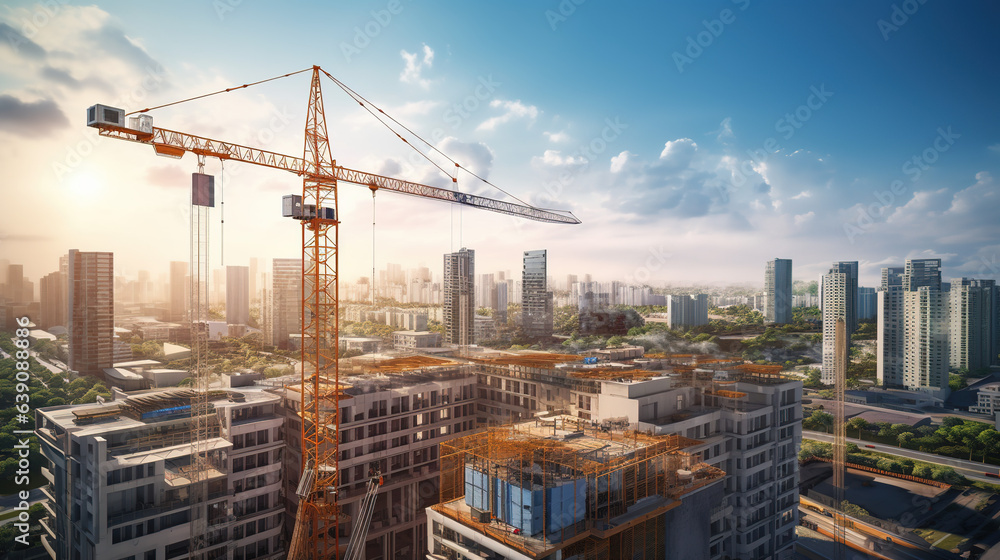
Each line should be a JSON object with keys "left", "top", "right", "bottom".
{"left": 803, "top": 368, "right": 823, "bottom": 388}
{"left": 977, "top": 429, "right": 1000, "bottom": 461}
{"left": 804, "top": 410, "right": 834, "bottom": 433}
{"left": 847, "top": 417, "right": 869, "bottom": 439}
{"left": 897, "top": 432, "right": 914, "bottom": 448}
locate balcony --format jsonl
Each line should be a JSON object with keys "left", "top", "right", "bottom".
{"left": 107, "top": 497, "right": 189, "bottom": 527}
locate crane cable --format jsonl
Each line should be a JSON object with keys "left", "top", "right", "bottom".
{"left": 321, "top": 70, "right": 571, "bottom": 214}
{"left": 125, "top": 67, "right": 313, "bottom": 115}
{"left": 220, "top": 160, "right": 225, "bottom": 266}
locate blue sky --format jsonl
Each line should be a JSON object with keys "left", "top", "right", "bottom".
{"left": 1, "top": 1, "right": 998, "bottom": 289}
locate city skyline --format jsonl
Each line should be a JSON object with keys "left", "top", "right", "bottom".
{"left": 1, "top": 3, "right": 999, "bottom": 288}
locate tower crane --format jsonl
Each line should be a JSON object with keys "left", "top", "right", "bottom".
{"left": 86, "top": 65, "right": 579, "bottom": 560}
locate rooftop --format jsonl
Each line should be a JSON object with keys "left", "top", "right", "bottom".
{"left": 433, "top": 416, "right": 725, "bottom": 558}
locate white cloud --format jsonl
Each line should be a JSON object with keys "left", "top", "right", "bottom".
{"left": 532, "top": 149, "right": 585, "bottom": 169}
{"left": 544, "top": 130, "right": 569, "bottom": 143}
{"left": 659, "top": 138, "right": 697, "bottom": 163}
{"left": 610, "top": 151, "right": 632, "bottom": 174}
{"left": 791, "top": 190, "right": 812, "bottom": 200}
{"left": 476, "top": 99, "right": 539, "bottom": 131}
{"left": 794, "top": 211, "right": 814, "bottom": 225}
{"left": 400, "top": 44, "right": 434, "bottom": 89}
{"left": 989, "top": 143, "right": 1000, "bottom": 154}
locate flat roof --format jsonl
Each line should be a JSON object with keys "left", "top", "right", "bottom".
{"left": 103, "top": 367, "right": 144, "bottom": 381}
{"left": 114, "top": 359, "right": 162, "bottom": 368}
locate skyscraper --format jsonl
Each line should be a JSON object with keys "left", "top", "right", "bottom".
{"left": 949, "top": 278, "right": 995, "bottom": 373}
{"left": 271, "top": 259, "right": 302, "bottom": 349}
{"left": 6, "top": 264, "right": 24, "bottom": 305}
{"left": 226, "top": 265, "right": 250, "bottom": 326}
{"left": 821, "top": 261, "right": 858, "bottom": 384}
{"left": 764, "top": 258, "right": 792, "bottom": 324}
{"left": 899, "top": 259, "right": 948, "bottom": 396}
{"left": 521, "top": 249, "right": 553, "bottom": 339}
{"left": 877, "top": 267, "right": 904, "bottom": 387}
{"left": 67, "top": 250, "right": 114, "bottom": 376}
{"left": 169, "top": 261, "right": 188, "bottom": 322}
{"left": 443, "top": 248, "right": 475, "bottom": 346}
{"left": 40, "top": 270, "right": 67, "bottom": 330}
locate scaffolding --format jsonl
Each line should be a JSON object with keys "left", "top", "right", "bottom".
{"left": 434, "top": 417, "right": 725, "bottom": 559}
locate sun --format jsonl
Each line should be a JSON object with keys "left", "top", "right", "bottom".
{"left": 67, "top": 171, "right": 101, "bottom": 197}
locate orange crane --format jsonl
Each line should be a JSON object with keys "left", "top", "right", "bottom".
{"left": 87, "top": 65, "right": 578, "bottom": 559}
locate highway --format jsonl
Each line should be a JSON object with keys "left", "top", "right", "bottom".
{"left": 803, "top": 430, "right": 1000, "bottom": 484}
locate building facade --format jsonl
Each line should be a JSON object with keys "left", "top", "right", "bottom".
{"left": 35, "top": 387, "right": 285, "bottom": 560}
{"left": 949, "top": 278, "right": 995, "bottom": 373}
{"left": 443, "top": 249, "right": 475, "bottom": 346}
{"left": 68, "top": 250, "right": 114, "bottom": 376}
{"left": 821, "top": 262, "right": 858, "bottom": 384}
{"left": 521, "top": 250, "right": 553, "bottom": 339}
{"left": 270, "top": 258, "right": 301, "bottom": 349}
{"left": 226, "top": 265, "right": 250, "bottom": 327}
{"left": 877, "top": 267, "right": 905, "bottom": 387}
{"left": 764, "top": 258, "right": 792, "bottom": 324}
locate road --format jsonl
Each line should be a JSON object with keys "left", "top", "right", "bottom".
{"left": 799, "top": 507, "right": 947, "bottom": 560}
{"left": 804, "top": 430, "right": 1000, "bottom": 483}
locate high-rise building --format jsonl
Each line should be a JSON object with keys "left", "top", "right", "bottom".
{"left": 169, "top": 261, "right": 188, "bottom": 322}
{"left": 764, "top": 258, "right": 792, "bottom": 324}
{"left": 495, "top": 281, "right": 509, "bottom": 326}
{"left": 67, "top": 250, "right": 114, "bottom": 376}
{"left": 858, "top": 287, "right": 877, "bottom": 321}
{"left": 521, "top": 249, "right": 553, "bottom": 339}
{"left": 821, "top": 261, "right": 857, "bottom": 384}
{"left": 271, "top": 258, "right": 301, "bottom": 349}
{"left": 896, "top": 259, "right": 949, "bottom": 396}
{"left": 6, "top": 264, "right": 24, "bottom": 305}
{"left": 35, "top": 387, "right": 286, "bottom": 560}
{"left": 877, "top": 267, "right": 905, "bottom": 387}
{"left": 903, "top": 258, "right": 941, "bottom": 292}
{"left": 40, "top": 270, "right": 67, "bottom": 330}
{"left": 949, "top": 278, "right": 995, "bottom": 373}
{"left": 665, "top": 294, "right": 709, "bottom": 328}
{"left": 903, "top": 286, "right": 950, "bottom": 396}
{"left": 227, "top": 265, "right": 251, "bottom": 326}
{"left": 443, "top": 248, "right": 475, "bottom": 346}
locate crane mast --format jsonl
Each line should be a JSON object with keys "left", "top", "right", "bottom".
{"left": 87, "top": 65, "right": 578, "bottom": 560}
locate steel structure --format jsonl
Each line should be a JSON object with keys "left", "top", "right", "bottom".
{"left": 435, "top": 418, "right": 725, "bottom": 560}
{"left": 88, "top": 65, "right": 578, "bottom": 560}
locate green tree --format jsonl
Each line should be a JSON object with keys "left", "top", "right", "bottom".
{"left": 847, "top": 417, "right": 869, "bottom": 439}
{"left": 977, "top": 429, "right": 1000, "bottom": 461}
{"left": 897, "top": 432, "right": 914, "bottom": 448}
{"left": 803, "top": 410, "right": 834, "bottom": 433}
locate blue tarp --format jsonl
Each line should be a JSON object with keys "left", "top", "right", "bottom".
{"left": 464, "top": 466, "right": 586, "bottom": 536}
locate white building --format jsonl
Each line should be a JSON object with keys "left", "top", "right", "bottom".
{"left": 821, "top": 262, "right": 857, "bottom": 384}
{"left": 970, "top": 382, "right": 1000, "bottom": 415}
{"left": 35, "top": 387, "right": 285, "bottom": 560}
{"left": 877, "top": 267, "right": 905, "bottom": 387}
{"left": 903, "top": 286, "right": 950, "bottom": 397}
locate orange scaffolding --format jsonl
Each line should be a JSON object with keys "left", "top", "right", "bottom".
{"left": 434, "top": 419, "right": 725, "bottom": 559}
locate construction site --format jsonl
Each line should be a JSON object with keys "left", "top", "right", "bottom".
{"left": 429, "top": 416, "right": 725, "bottom": 560}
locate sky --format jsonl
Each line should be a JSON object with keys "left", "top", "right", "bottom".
{"left": 1, "top": 1, "right": 999, "bottom": 290}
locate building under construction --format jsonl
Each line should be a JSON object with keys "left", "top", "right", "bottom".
{"left": 427, "top": 416, "right": 726, "bottom": 560}
{"left": 266, "top": 354, "right": 477, "bottom": 560}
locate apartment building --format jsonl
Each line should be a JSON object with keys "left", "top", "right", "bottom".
{"left": 268, "top": 357, "right": 477, "bottom": 560}
{"left": 34, "top": 387, "right": 285, "bottom": 560}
